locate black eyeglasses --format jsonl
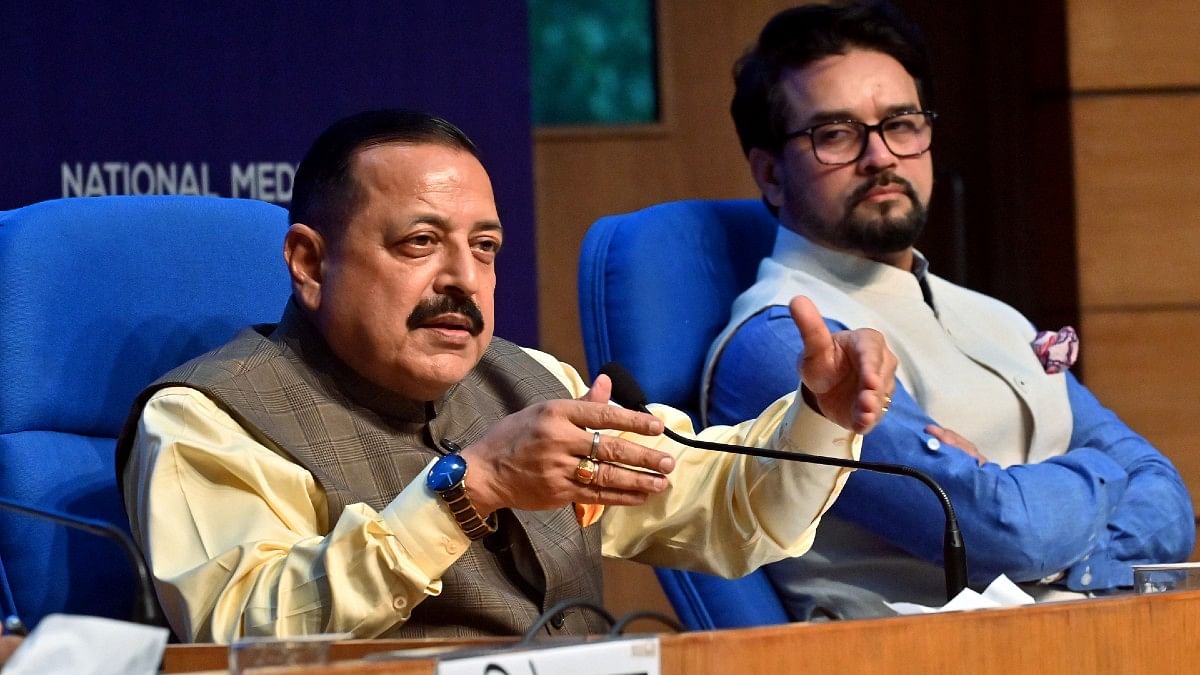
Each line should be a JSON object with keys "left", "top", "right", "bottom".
{"left": 783, "top": 110, "right": 937, "bottom": 165}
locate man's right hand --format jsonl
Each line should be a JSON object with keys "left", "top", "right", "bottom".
{"left": 790, "top": 295, "right": 897, "bottom": 434}
{"left": 459, "top": 374, "right": 675, "bottom": 516}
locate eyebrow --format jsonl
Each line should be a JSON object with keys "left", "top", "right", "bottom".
{"left": 406, "top": 213, "right": 504, "bottom": 234}
{"left": 475, "top": 220, "right": 504, "bottom": 234}
{"left": 799, "top": 103, "right": 923, "bottom": 128}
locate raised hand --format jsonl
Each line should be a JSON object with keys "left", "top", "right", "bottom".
{"left": 460, "top": 374, "right": 675, "bottom": 516}
{"left": 790, "top": 295, "right": 898, "bottom": 434}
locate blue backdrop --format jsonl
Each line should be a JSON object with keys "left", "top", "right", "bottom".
{"left": 0, "top": 2, "right": 539, "bottom": 345}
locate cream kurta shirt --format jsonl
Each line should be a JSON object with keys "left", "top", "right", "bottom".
{"left": 125, "top": 348, "right": 859, "bottom": 642}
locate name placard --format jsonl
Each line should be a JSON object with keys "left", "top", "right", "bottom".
{"left": 438, "top": 637, "right": 660, "bottom": 675}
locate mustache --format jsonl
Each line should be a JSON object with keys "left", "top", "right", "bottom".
{"left": 406, "top": 294, "right": 485, "bottom": 336}
{"left": 846, "top": 172, "right": 920, "bottom": 209}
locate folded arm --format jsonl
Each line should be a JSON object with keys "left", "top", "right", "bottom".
{"left": 708, "top": 307, "right": 1193, "bottom": 589}
{"left": 1058, "top": 376, "right": 1194, "bottom": 588}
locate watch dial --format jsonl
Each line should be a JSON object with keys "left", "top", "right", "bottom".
{"left": 427, "top": 453, "right": 468, "bottom": 492}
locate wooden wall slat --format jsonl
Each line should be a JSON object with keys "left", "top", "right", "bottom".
{"left": 1068, "top": 0, "right": 1200, "bottom": 90}
{"left": 1070, "top": 1, "right": 1200, "bottom": 560}
{"left": 1081, "top": 309, "right": 1200, "bottom": 521}
{"left": 1072, "top": 95, "right": 1200, "bottom": 309}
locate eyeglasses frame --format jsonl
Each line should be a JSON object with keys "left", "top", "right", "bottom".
{"left": 782, "top": 110, "right": 939, "bottom": 166}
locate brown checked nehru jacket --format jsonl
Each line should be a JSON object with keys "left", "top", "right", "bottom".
{"left": 116, "top": 302, "right": 605, "bottom": 637}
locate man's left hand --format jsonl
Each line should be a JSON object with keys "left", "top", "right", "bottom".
{"left": 790, "top": 295, "right": 897, "bottom": 434}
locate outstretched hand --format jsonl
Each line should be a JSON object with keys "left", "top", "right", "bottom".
{"left": 790, "top": 295, "right": 897, "bottom": 434}
{"left": 460, "top": 375, "right": 675, "bottom": 516}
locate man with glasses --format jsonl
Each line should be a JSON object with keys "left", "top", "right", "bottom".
{"left": 703, "top": 0, "right": 1193, "bottom": 619}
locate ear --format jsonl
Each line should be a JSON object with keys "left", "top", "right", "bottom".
{"left": 749, "top": 147, "right": 787, "bottom": 211}
{"left": 283, "top": 223, "right": 326, "bottom": 312}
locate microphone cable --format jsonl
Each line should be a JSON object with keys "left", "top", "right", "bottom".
{"left": 599, "top": 361, "right": 968, "bottom": 601}
{"left": 520, "top": 600, "right": 685, "bottom": 645}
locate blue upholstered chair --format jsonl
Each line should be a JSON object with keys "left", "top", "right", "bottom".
{"left": 577, "top": 198, "right": 792, "bottom": 630}
{"left": 0, "top": 196, "right": 292, "bottom": 629}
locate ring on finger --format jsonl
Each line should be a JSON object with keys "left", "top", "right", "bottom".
{"left": 881, "top": 391, "right": 894, "bottom": 414}
{"left": 575, "top": 457, "right": 599, "bottom": 485}
{"left": 589, "top": 431, "right": 601, "bottom": 461}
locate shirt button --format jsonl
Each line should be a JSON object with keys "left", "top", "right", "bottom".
{"left": 925, "top": 437, "right": 941, "bottom": 451}
{"left": 1080, "top": 569, "right": 1093, "bottom": 586}
{"left": 441, "top": 536, "right": 462, "bottom": 555}
{"left": 393, "top": 596, "right": 407, "bottom": 611}
{"left": 1013, "top": 375, "right": 1027, "bottom": 388}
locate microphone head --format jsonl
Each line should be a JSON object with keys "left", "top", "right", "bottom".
{"left": 598, "top": 362, "right": 650, "bottom": 411}
{"left": 4, "top": 615, "right": 27, "bottom": 636}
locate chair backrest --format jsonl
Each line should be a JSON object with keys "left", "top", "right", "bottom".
{"left": 578, "top": 198, "right": 792, "bottom": 630}
{"left": 0, "top": 195, "right": 292, "bottom": 628}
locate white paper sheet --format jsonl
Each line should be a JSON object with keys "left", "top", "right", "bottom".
{"left": 885, "top": 574, "right": 1035, "bottom": 615}
{"left": 2, "top": 614, "right": 168, "bottom": 675}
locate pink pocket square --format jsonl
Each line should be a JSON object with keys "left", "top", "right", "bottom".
{"left": 1031, "top": 326, "right": 1079, "bottom": 374}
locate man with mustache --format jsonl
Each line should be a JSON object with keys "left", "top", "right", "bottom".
{"left": 117, "top": 109, "right": 897, "bottom": 642}
{"left": 703, "top": 1, "right": 1193, "bottom": 619}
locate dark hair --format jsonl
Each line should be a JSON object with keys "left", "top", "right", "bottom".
{"left": 289, "top": 109, "right": 481, "bottom": 242}
{"left": 731, "top": 0, "right": 930, "bottom": 157}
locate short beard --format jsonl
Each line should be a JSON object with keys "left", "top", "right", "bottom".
{"left": 790, "top": 172, "right": 927, "bottom": 257}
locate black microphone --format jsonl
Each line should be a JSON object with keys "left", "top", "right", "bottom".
{"left": 0, "top": 496, "right": 162, "bottom": 630}
{"left": 600, "top": 362, "right": 968, "bottom": 601}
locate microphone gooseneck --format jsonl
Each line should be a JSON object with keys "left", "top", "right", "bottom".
{"left": 0, "top": 496, "right": 162, "bottom": 627}
{"left": 599, "top": 362, "right": 968, "bottom": 601}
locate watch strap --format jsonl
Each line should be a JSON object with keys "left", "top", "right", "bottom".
{"left": 438, "top": 481, "right": 496, "bottom": 540}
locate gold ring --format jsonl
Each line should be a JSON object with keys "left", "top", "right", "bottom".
{"left": 589, "top": 431, "right": 601, "bottom": 461}
{"left": 575, "top": 458, "right": 598, "bottom": 485}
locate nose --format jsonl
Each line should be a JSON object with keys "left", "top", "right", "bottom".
{"left": 856, "top": 128, "right": 898, "bottom": 174}
{"left": 433, "top": 242, "right": 480, "bottom": 298}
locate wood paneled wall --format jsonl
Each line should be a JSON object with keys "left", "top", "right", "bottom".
{"left": 531, "top": 0, "right": 1200, "bottom": 623}
{"left": 1067, "top": 2, "right": 1200, "bottom": 527}
{"left": 535, "top": 1, "right": 800, "bottom": 374}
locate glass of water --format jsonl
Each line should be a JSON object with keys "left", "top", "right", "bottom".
{"left": 1132, "top": 562, "right": 1200, "bottom": 595}
{"left": 228, "top": 632, "right": 351, "bottom": 673}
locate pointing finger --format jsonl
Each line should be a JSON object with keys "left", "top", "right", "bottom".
{"left": 558, "top": 399, "right": 664, "bottom": 437}
{"left": 790, "top": 295, "right": 838, "bottom": 393}
{"left": 789, "top": 295, "right": 832, "bottom": 356}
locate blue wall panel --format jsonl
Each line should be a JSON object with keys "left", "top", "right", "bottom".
{"left": 0, "top": 2, "right": 538, "bottom": 344}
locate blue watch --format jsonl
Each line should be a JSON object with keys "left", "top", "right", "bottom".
{"left": 427, "top": 441, "right": 495, "bottom": 540}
